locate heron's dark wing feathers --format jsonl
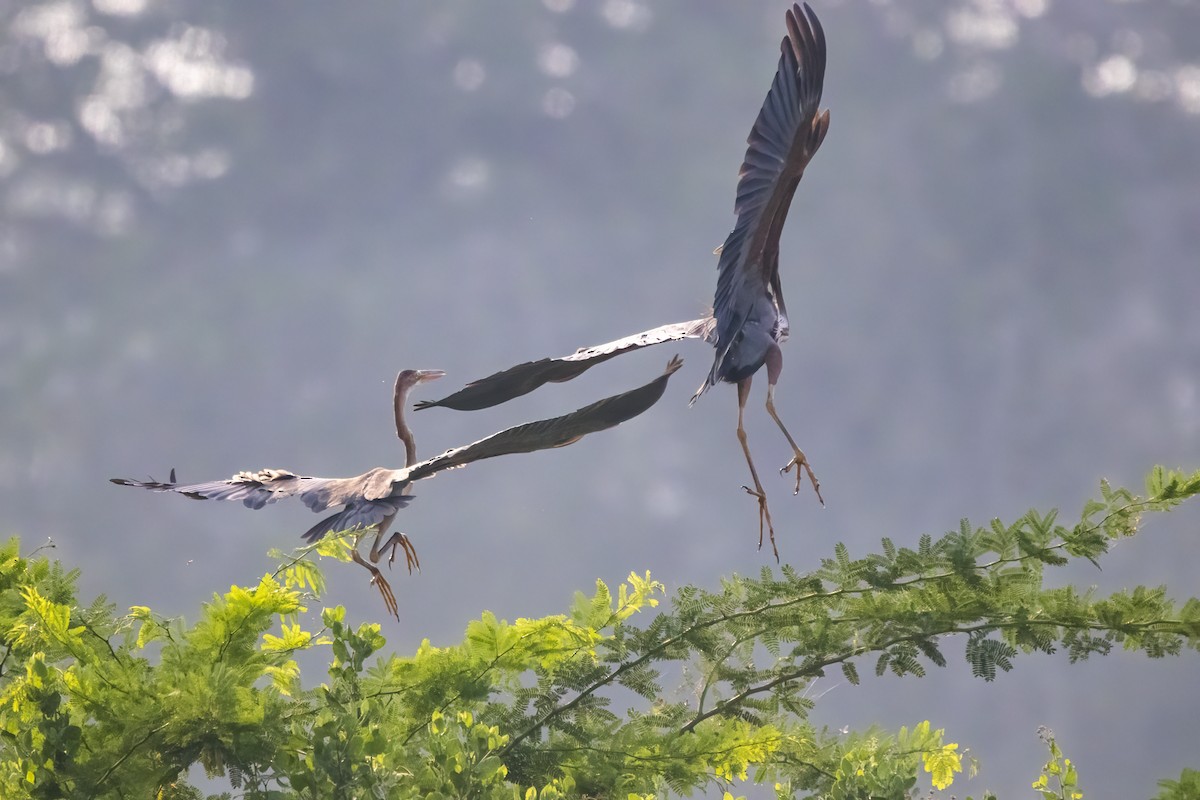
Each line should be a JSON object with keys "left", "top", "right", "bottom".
{"left": 299, "top": 498, "right": 411, "bottom": 543}
{"left": 711, "top": 3, "right": 828, "bottom": 362}
{"left": 412, "top": 358, "right": 588, "bottom": 412}
{"left": 404, "top": 356, "right": 684, "bottom": 482}
{"left": 414, "top": 319, "right": 709, "bottom": 412}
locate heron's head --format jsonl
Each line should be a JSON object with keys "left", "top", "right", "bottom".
{"left": 396, "top": 369, "right": 446, "bottom": 391}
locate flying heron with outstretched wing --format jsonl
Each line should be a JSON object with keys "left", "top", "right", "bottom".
{"left": 417, "top": 3, "right": 830, "bottom": 560}
{"left": 113, "top": 357, "right": 684, "bottom": 616}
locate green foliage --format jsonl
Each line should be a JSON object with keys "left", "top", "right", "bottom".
{"left": 0, "top": 467, "right": 1197, "bottom": 797}
{"left": 1032, "top": 728, "right": 1082, "bottom": 800}
{"left": 809, "top": 720, "right": 968, "bottom": 799}
{"left": 1154, "top": 768, "right": 1200, "bottom": 800}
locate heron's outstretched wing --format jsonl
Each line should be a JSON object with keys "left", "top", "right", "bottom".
{"left": 112, "top": 469, "right": 331, "bottom": 508}
{"left": 404, "top": 356, "right": 685, "bottom": 481}
{"left": 110, "top": 467, "right": 412, "bottom": 514}
{"left": 710, "top": 3, "right": 829, "bottom": 367}
{"left": 415, "top": 319, "right": 710, "bottom": 412}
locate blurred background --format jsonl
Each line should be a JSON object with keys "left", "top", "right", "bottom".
{"left": 1, "top": 0, "right": 1198, "bottom": 795}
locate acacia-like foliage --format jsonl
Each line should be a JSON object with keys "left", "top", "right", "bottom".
{"left": 0, "top": 466, "right": 1197, "bottom": 798}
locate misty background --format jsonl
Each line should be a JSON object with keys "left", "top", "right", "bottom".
{"left": 2, "top": 0, "right": 1198, "bottom": 796}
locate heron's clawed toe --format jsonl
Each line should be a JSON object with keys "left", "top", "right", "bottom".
{"left": 354, "top": 548, "right": 401, "bottom": 621}
{"left": 398, "top": 535, "right": 420, "bottom": 574}
{"left": 376, "top": 531, "right": 421, "bottom": 574}
{"left": 781, "top": 449, "right": 824, "bottom": 507}
{"left": 741, "top": 484, "right": 780, "bottom": 563}
{"left": 370, "top": 570, "right": 400, "bottom": 622}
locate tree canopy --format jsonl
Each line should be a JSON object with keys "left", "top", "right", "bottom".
{"left": 1, "top": 466, "right": 1197, "bottom": 798}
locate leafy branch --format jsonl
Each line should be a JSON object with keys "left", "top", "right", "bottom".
{"left": 487, "top": 468, "right": 1200, "bottom": 776}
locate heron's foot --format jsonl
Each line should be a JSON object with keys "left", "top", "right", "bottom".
{"left": 741, "top": 484, "right": 780, "bottom": 563}
{"left": 369, "top": 569, "right": 400, "bottom": 622}
{"left": 781, "top": 448, "right": 824, "bottom": 507}
{"left": 353, "top": 548, "right": 400, "bottom": 621}
{"left": 380, "top": 531, "right": 421, "bottom": 575}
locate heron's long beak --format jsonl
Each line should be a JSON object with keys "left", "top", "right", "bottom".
{"left": 415, "top": 369, "right": 446, "bottom": 383}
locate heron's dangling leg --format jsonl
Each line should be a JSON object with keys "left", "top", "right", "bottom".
{"left": 763, "top": 345, "right": 824, "bottom": 506}
{"left": 347, "top": 511, "right": 408, "bottom": 622}
{"left": 366, "top": 511, "right": 420, "bottom": 574}
{"left": 374, "top": 531, "right": 421, "bottom": 574}
{"left": 736, "top": 376, "right": 779, "bottom": 562}
{"left": 351, "top": 547, "right": 399, "bottom": 621}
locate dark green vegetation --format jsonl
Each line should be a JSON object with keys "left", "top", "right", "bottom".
{"left": 2, "top": 467, "right": 1196, "bottom": 797}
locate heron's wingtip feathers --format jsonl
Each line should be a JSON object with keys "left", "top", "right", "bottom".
{"left": 111, "top": 475, "right": 172, "bottom": 490}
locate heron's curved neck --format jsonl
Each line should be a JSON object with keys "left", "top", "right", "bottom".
{"left": 393, "top": 378, "right": 419, "bottom": 467}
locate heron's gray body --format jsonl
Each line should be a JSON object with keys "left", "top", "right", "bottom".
{"left": 712, "top": 292, "right": 788, "bottom": 386}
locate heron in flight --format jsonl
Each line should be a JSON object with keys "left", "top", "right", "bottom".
{"left": 418, "top": 3, "right": 830, "bottom": 560}
{"left": 113, "top": 357, "right": 684, "bottom": 617}
{"left": 350, "top": 367, "right": 445, "bottom": 616}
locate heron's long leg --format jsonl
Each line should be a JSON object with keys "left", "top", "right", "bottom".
{"left": 351, "top": 546, "right": 399, "bottom": 621}
{"left": 765, "top": 386, "right": 824, "bottom": 505}
{"left": 365, "top": 512, "right": 396, "bottom": 563}
{"left": 736, "top": 376, "right": 779, "bottom": 561}
{"left": 763, "top": 345, "right": 824, "bottom": 506}
{"left": 366, "top": 510, "right": 420, "bottom": 574}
